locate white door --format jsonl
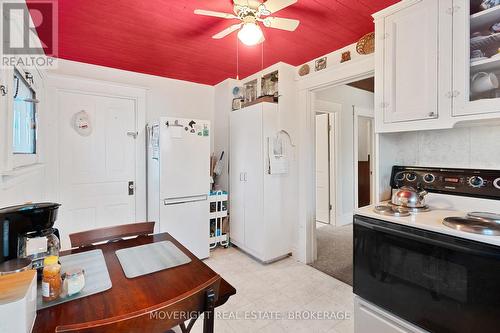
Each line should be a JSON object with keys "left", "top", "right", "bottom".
{"left": 58, "top": 91, "right": 137, "bottom": 249}
{"left": 242, "top": 105, "right": 264, "bottom": 255}
{"left": 315, "top": 113, "right": 330, "bottom": 224}
{"left": 159, "top": 118, "right": 210, "bottom": 200}
{"left": 383, "top": 0, "right": 442, "bottom": 123}
{"left": 229, "top": 110, "right": 247, "bottom": 245}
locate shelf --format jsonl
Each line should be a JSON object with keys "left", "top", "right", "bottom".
{"left": 209, "top": 234, "right": 228, "bottom": 244}
{"left": 471, "top": 5, "right": 500, "bottom": 32}
{"left": 470, "top": 32, "right": 500, "bottom": 53}
{"left": 209, "top": 193, "right": 228, "bottom": 202}
{"left": 209, "top": 211, "right": 228, "bottom": 219}
{"left": 241, "top": 96, "right": 278, "bottom": 108}
{"left": 471, "top": 56, "right": 500, "bottom": 72}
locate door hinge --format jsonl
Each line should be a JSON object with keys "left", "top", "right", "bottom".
{"left": 128, "top": 181, "right": 135, "bottom": 195}
{"left": 328, "top": 124, "right": 332, "bottom": 132}
{"left": 446, "top": 5, "right": 460, "bottom": 15}
{"left": 329, "top": 204, "right": 333, "bottom": 211}
{"left": 127, "top": 131, "right": 138, "bottom": 139}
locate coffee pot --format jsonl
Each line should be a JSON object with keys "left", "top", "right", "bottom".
{"left": 0, "top": 203, "right": 61, "bottom": 272}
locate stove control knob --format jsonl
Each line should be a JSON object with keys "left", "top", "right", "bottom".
{"left": 395, "top": 172, "right": 405, "bottom": 181}
{"left": 406, "top": 173, "right": 417, "bottom": 182}
{"left": 423, "top": 173, "right": 435, "bottom": 183}
{"left": 494, "top": 178, "right": 500, "bottom": 190}
{"left": 469, "top": 176, "right": 484, "bottom": 188}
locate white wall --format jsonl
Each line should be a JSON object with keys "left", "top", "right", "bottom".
{"left": 378, "top": 125, "right": 500, "bottom": 199}
{"left": 213, "top": 78, "right": 237, "bottom": 191}
{"left": 315, "top": 85, "right": 374, "bottom": 226}
{"left": 1, "top": 59, "right": 215, "bottom": 227}
{"left": 48, "top": 59, "right": 214, "bottom": 126}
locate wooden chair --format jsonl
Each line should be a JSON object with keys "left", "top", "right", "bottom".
{"left": 69, "top": 222, "right": 155, "bottom": 248}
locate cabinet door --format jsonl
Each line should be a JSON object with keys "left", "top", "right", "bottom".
{"left": 383, "top": 0, "right": 443, "bottom": 123}
{"left": 453, "top": 0, "right": 500, "bottom": 116}
{"left": 229, "top": 110, "right": 247, "bottom": 245}
{"left": 242, "top": 106, "right": 264, "bottom": 255}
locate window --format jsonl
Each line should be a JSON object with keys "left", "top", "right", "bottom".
{"left": 13, "top": 70, "right": 37, "bottom": 154}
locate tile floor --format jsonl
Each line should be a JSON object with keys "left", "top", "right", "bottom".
{"left": 190, "top": 246, "right": 354, "bottom": 333}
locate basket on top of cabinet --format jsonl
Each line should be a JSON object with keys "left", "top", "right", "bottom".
{"left": 209, "top": 191, "right": 229, "bottom": 249}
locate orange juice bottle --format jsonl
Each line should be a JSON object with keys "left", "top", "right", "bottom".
{"left": 42, "top": 255, "right": 62, "bottom": 302}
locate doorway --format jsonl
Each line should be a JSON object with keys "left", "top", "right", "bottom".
{"left": 310, "top": 76, "right": 375, "bottom": 286}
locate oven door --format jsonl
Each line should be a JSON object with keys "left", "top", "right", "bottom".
{"left": 354, "top": 215, "right": 500, "bottom": 333}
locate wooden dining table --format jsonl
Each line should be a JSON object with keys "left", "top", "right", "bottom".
{"left": 32, "top": 233, "right": 236, "bottom": 333}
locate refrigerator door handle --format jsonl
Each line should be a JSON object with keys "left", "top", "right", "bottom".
{"left": 163, "top": 195, "right": 208, "bottom": 206}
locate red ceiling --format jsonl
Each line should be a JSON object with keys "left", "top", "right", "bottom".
{"left": 27, "top": 0, "right": 398, "bottom": 85}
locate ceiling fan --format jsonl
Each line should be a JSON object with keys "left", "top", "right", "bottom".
{"left": 194, "top": 0, "right": 300, "bottom": 46}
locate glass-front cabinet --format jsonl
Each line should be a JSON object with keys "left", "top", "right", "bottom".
{"left": 454, "top": 0, "right": 500, "bottom": 116}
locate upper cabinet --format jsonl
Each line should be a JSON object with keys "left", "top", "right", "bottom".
{"left": 382, "top": 0, "right": 449, "bottom": 123}
{"left": 453, "top": 0, "right": 500, "bottom": 116}
{"left": 374, "top": 0, "right": 500, "bottom": 133}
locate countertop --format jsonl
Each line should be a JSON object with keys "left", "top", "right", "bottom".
{"left": 355, "top": 203, "right": 500, "bottom": 247}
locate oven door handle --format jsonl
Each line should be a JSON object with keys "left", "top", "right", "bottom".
{"left": 356, "top": 219, "right": 498, "bottom": 258}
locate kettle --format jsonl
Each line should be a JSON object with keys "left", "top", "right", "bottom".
{"left": 391, "top": 186, "right": 428, "bottom": 208}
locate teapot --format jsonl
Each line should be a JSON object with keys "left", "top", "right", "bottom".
{"left": 391, "top": 186, "right": 428, "bottom": 208}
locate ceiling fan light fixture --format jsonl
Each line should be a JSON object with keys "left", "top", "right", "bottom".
{"left": 237, "top": 23, "right": 263, "bottom": 46}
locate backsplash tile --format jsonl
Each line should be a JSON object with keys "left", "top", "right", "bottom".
{"left": 417, "top": 127, "right": 471, "bottom": 167}
{"left": 382, "top": 125, "right": 500, "bottom": 170}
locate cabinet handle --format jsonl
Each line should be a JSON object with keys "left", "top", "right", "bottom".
{"left": 0, "top": 85, "right": 6, "bottom": 96}
{"left": 239, "top": 172, "right": 244, "bottom": 181}
{"left": 428, "top": 112, "right": 436, "bottom": 118}
{"left": 244, "top": 172, "right": 248, "bottom": 182}
{"left": 453, "top": 90, "right": 460, "bottom": 97}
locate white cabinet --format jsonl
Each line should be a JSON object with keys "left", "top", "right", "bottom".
{"left": 354, "top": 297, "right": 428, "bottom": 333}
{"left": 374, "top": 0, "right": 500, "bottom": 132}
{"left": 374, "top": 0, "right": 452, "bottom": 131}
{"left": 453, "top": 0, "right": 500, "bottom": 116}
{"left": 229, "top": 102, "right": 290, "bottom": 262}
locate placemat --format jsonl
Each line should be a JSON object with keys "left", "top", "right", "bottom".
{"left": 115, "top": 241, "right": 191, "bottom": 278}
{"left": 37, "top": 249, "right": 112, "bottom": 310}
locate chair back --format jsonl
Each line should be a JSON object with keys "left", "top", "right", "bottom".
{"left": 69, "top": 222, "right": 155, "bottom": 248}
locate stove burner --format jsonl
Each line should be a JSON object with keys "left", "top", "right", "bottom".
{"left": 443, "top": 216, "right": 500, "bottom": 236}
{"left": 387, "top": 202, "right": 431, "bottom": 213}
{"left": 373, "top": 205, "right": 411, "bottom": 217}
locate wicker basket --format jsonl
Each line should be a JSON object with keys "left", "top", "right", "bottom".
{"left": 356, "top": 32, "right": 375, "bottom": 55}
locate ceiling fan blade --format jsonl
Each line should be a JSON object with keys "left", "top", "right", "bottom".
{"left": 212, "top": 23, "right": 242, "bottom": 39}
{"left": 264, "top": 17, "right": 299, "bottom": 31}
{"left": 262, "top": 0, "right": 297, "bottom": 14}
{"left": 194, "top": 9, "right": 237, "bottom": 19}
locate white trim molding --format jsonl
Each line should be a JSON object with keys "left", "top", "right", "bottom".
{"left": 296, "top": 55, "right": 375, "bottom": 264}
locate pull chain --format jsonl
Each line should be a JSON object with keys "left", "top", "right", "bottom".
{"left": 236, "top": 37, "right": 239, "bottom": 80}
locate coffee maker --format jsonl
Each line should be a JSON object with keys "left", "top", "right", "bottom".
{"left": 0, "top": 203, "right": 61, "bottom": 272}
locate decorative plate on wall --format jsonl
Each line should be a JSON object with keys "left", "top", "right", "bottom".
{"left": 315, "top": 57, "right": 327, "bottom": 72}
{"left": 298, "top": 64, "right": 310, "bottom": 76}
{"left": 356, "top": 32, "right": 375, "bottom": 55}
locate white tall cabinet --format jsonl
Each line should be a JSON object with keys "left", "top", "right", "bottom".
{"left": 229, "top": 102, "right": 290, "bottom": 262}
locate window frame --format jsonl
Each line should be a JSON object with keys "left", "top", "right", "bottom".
{"left": 6, "top": 66, "right": 41, "bottom": 169}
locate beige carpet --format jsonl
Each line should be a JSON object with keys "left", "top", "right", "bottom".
{"left": 310, "top": 224, "right": 353, "bottom": 286}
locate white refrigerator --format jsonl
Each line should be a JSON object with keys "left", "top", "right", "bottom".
{"left": 147, "top": 117, "right": 211, "bottom": 259}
